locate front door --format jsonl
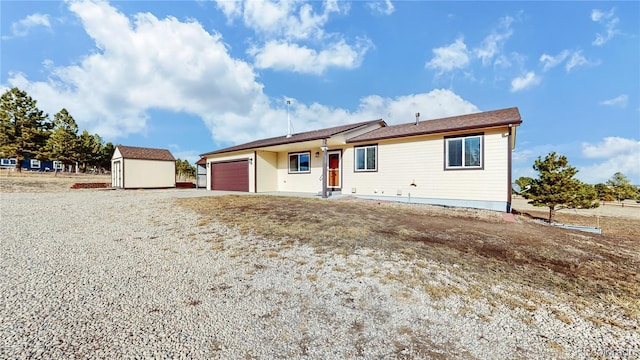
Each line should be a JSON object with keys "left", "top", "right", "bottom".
{"left": 327, "top": 151, "right": 341, "bottom": 189}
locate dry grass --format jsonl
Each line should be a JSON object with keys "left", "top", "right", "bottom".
{"left": 0, "top": 169, "right": 111, "bottom": 192}
{"left": 179, "top": 195, "right": 640, "bottom": 322}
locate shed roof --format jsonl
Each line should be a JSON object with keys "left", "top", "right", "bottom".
{"left": 115, "top": 146, "right": 176, "bottom": 161}
{"left": 347, "top": 107, "right": 522, "bottom": 143}
{"left": 201, "top": 119, "right": 384, "bottom": 156}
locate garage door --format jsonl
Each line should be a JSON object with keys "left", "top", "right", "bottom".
{"left": 211, "top": 160, "right": 249, "bottom": 191}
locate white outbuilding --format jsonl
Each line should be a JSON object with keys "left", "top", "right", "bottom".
{"left": 111, "top": 145, "right": 176, "bottom": 189}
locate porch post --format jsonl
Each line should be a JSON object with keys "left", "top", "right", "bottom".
{"left": 321, "top": 139, "right": 328, "bottom": 199}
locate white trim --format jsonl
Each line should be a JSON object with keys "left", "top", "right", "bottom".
{"left": 327, "top": 150, "right": 341, "bottom": 189}
{"left": 288, "top": 152, "right": 311, "bottom": 173}
{"left": 445, "top": 134, "right": 482, "bottom": 169}
{"left": 1, "top": 158, "right": 17, "bottom": 166}
{"left": 30, "top": 159, "right": 41, "bottom": 168}
{"left": 355, "top": 145, "right": 377, "bottom": 172}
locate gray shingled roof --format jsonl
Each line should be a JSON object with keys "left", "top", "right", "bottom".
{"left": 201, "top": 120, "right": 384, "bottom": 156}
{"left": 116, "top": 146, "right": 175, "bottom": 161}
{"left": 347, "top": 107, "right": 522, "bottom": 143}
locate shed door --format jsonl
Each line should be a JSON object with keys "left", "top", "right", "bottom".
{"left": 211, "top": 160, "right": 249, "bottom": 192}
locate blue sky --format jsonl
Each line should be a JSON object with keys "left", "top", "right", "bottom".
{"left": 1, "top": 0, "right": 639, "bottom": 184}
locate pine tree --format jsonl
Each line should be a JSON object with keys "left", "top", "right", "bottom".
{"left": 0, "top": 87, "right": 51, "bottom": 171}
{"left": 524, "top": 152, "right": 599, "bottom": 223}
{"left": 606, "top": 172, "right": 638, "bottom": 202}
{"left": 43, "top": 108, "right": 79, "bottom": 171}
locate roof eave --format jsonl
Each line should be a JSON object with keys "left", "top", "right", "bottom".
{"left": 347, "top": 119, "right": 522, "bottom": 143}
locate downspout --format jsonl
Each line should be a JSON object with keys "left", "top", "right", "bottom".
{"left": 506, "top": 125, "right": 513, "bottom": 213}
{"left": 321, "top": 139, "right": 328, "bottom": 199}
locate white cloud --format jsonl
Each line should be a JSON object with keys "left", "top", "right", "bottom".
{"left": 580, "top": 137, "right": 640, "bottom": 184}
{"left": 599, "top": 94, "right": 628, "bottom": 107}
{"left": 539, "top": 50, "right": 570, "bottom": 72}
{"left": 367, "top": 0, "right": 395, "bottom": 16}
{"left": 426, "top": 37, "right": 470, "bottom": 74}
{"left": 539, "top": 49, "right": 594, "bottom": 72}
{"left": 474, "top": 15, "right": 514, "bottom": 66}
{"left": 565, "top": 51, "right": 589, "bottom": 72}
{"left": 250, "top": 38, "right": 371, "bottom": 74}
{"left": 582, "top": 137, "right": 639, "bottom": 159}
{"left": 510, "top": 71, "right": 540, "bottom": 92}
{"left": 6, "top": 1, "right": 480, "bottom": 149}
{"left": 6, "top": 13, "right": 51, "bottom": 38}
{"left": 8, "top": 0, "right": 265, "bottom": 141}
{"left": 591, "top": 8, "right": 619, "bottom": 46}
{"left": 215, "top": 0, "right": 365, "bottom": 74}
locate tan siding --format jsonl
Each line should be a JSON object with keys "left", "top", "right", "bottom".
{"left": 256, "top": 151, "right": 278, "bottom": 192}
{"left": 343, "top": 129, "right": 510, "bottom": 203}
{"left": 123, "top": 159, "right": 175, "bottom": 188}
{"left": 275, "top": 151, "right": 323, "bottom": 193}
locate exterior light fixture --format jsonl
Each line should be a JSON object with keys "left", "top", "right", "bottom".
{"left": 315, "top": 152, "right": 320, "bottom": 158}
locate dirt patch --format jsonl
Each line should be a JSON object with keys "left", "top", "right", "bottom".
{"left": 0, "top": 170, "right": 111, "bottom": 192}
{"left": 179, "top": 195, "right": 640, "bottom": 322}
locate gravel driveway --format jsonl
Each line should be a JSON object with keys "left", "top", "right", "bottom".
{"left": 1, "top": 190, "right": 637, "bottom": 359}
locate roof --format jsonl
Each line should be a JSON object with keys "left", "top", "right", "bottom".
{"left": 195, "top": 157, "right": 206, "bottom": 165}
{"left": 201, "top": 119, "right": 384, "bottom": 156}
{"left": 348, "top": 107, "right": 521, "bottom": 143}
{"left": 115, "top": 146, "right": 175, "bottom": 161}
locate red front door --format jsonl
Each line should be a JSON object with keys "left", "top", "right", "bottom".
{"left": 328, "top": 152, "right": 340, "bottom": 189}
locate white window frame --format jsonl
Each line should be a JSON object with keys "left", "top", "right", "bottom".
{"left": 53, "top": 161, "right": 63, "bottom": 170}
{"left": 288, "top": 152, "right": 311, "bottom": 174}
{"left": 355, "top": 145, "right": 377, "bottom": 172}
{"left": 30, "top": 159, "right": 41, "bottom": 169}
{"left": 445, "top": 134, "right": 483, "bottom": 170}
{"left": 1, "top": 158, "right": 17, "bottom": 166}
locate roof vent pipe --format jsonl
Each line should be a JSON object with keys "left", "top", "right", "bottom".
{"left": 415, "top": 112, "right": 420, "bottom": 125}
{"left": 286, "top": 100, "right": 292, "bottom": 138}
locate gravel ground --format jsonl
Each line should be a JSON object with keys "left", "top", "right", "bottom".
{"left": 1, "top": 190, "right": 638, "bottom": 359}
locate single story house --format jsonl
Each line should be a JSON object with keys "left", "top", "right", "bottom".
{"left": 200, "top": 107, "right": 522, "bottom": 212}
{"left": 111, "top": 145, "right": 176, "bottom": 189}
{"left": 1, "top": 158, "right": 66, "bottom": 172}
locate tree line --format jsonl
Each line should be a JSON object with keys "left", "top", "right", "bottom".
{"left": 1, "top": 87, "right": 114, "bottom": 172}
{"left": 515, "top": 152, "right": 638, "bottom": 223}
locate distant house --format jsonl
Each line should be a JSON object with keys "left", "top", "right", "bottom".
{"left": 200, "top": 107, "right": 523, "bottom": 212}
{"left": 1, "top": 158, "right": 64, "bottom": 172}
{"left": 111, "top": 146, "right": 176, "bottom": 189}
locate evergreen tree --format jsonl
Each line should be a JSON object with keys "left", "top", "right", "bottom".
{"left": 606, "top": 172, "right": 638, "bottom": 202}
{"left": 99, "top": 142, "right": 115, "bottom": 170}
{"left": 0, "top": 87, "right": 51, "bottom": 170}
{"left": 594, "top": 183, "right": 616, "bottom": 202}
{"left": 175, "top": 158, "right": 196, "bottom": 180}
{"left": 523, "top": 152, "right": 599, "bottom": 223}
{"left": 43, "top": 108, "right": 79, "bottom": 170}
{"left": 77, "top": 130, "right": 104, "bottom": 171}
{"left": 514, "top": 176, "right": 534, "bottom": 194}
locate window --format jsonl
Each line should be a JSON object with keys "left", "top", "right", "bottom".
{"left": 288, "top": 152, "right": 310, "bottom": 173}
{"left": 30, "top": 159, "right": 41, "bottom": 168}
{"left": 445, "top": 134, "right": 482, "bottom": 169}
{"left": 1, "top": 158, "right": 17, "bottom": 166}
{"left": 53, "top": 161, "right": 63, "bottom": 170}
{"left": 355, "top": 145, "right": 377, "bottom": 171}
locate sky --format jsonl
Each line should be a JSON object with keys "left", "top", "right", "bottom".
{"left": 1, "top": 0, "right": 639, "bottom": 184}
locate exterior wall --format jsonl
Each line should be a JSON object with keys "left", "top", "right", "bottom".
{"left": 255, "top": 151, "right": 278, "bottom": 192}
{"left": 206, "top": 151, "right": 255, "bottom": 191}
{"left": 342, "top": 128, "right": 511, "bottom": 211}
{"left": 122, "top": 159, "right": 175, "bottom": 188}
{"left": 275, "top": 150, "right": 324, "bottom": 193}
